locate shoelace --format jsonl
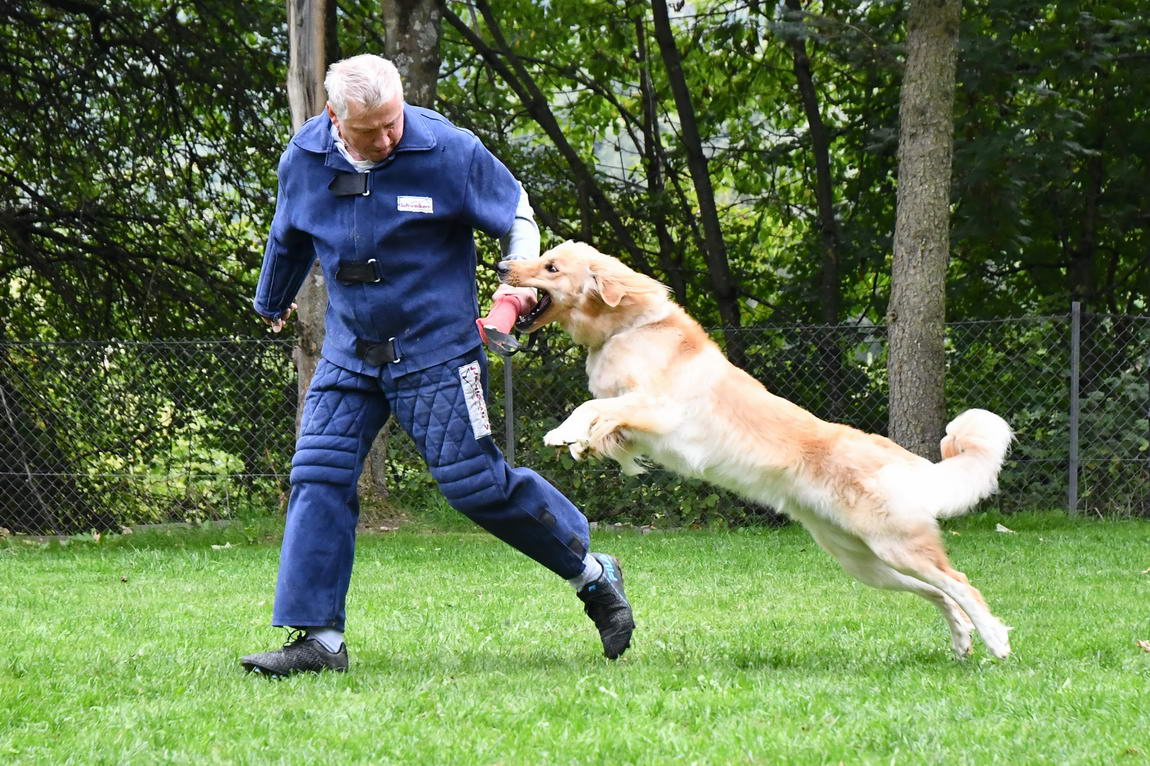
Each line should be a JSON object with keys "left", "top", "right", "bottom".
{"left": 281, "top": 628, "right": 308, "bottom": 648}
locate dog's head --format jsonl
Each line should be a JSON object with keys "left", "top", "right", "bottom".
{"left": 497, "top": 241, "right": 670, "bottom": 343}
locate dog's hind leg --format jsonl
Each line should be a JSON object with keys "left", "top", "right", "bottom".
{"left": 869, "top": 533, "right": 1010, "bottom": 659}
{"left": 844, "top": 556, "right": 975, "bottom": 659}
{"left": 807, "top": 524, "right": 975, "bottom": 658}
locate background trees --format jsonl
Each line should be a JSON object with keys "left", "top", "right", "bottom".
{"left": 5, "top": 0, "right": 1146, "bottom": 338}
{"left": 887, "top": 0, "right": 961, "bottom": 459}
{"left": 1, "top": 0, "right": 1147, "bottom": 469}
{"left": 0, "top": 0, "right": 287, "bottom": 341}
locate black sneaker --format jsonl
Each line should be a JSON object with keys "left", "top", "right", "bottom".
{"left": 577, "top": 553, "right": 635, "bottom": 659}
{"left": 240, "top": 629, "right": 348, "bottom": 677}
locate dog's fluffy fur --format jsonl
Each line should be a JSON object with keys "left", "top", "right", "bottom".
{"left": 501, "top": 241, "right": 1014, "bottom": 659}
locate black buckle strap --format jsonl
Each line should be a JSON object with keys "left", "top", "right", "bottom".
{"left": 355, "top": 337, "right": 401, "bottom": 366}
{"left": 336, "top": 258, "right": 382, "bottom": 285}
{"left": 329, "top": 171, "right": 370, "bottom": 196}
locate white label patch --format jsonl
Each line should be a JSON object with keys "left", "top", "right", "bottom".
{"left": 397, "top": 195, "right": 434, "bottom": 214}
{"left": 458, "top": 361, "right": 491, "bottom": 439}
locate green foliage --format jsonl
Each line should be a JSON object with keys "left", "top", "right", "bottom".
{"left": 952, "top": 0, "right": 1150, "bottom": 316}
{"left": 3, "top": 1, "right": 1148, "bottom": 531}
{"left": 0, "top": 0, "right": 288, "bottom": 340}
{"left": 3, "top": 0, "right": 1146, "bottom": 330}
{"left": 438, "top": 0, "right": 1148, "bottom": 324}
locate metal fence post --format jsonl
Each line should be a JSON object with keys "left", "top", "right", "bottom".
{"left": 1068, "top": 301, "right": 1081, "bottom": 515}
{"left": 504, "top": 357, "right": 515, "bottom": 467}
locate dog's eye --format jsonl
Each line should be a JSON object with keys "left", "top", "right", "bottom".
{"left": 545, "top": 262, "right": 559, "bottom": 273}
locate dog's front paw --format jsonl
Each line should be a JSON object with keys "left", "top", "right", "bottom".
{"left": 544, "top": 425, "right": 583, "bottom": 448}
{"left": 619, "top": 456, "right": 647, "bottom": 476}
{"left": 568, "top": 440, "right": 593, "bottom": 462}
{"left": 544, "top": 426, "right": 593, "bottom": 461}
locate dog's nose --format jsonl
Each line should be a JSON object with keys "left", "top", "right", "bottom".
{"left": 495, "top": 261, "right": 510, "bottom": 276}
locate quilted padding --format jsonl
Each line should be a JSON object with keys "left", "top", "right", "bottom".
{"left": 275, "top": 352, "right": 592, "bottom": 612}
{"left": 289, "top": 361, "right": 388, "bottom": 487}
{"left": 391, "top": 360, "right": 503, "bottom": 511}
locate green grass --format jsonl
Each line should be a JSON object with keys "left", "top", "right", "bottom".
{"left": 2, "top": 512, "right": 1149, "bottom": 765}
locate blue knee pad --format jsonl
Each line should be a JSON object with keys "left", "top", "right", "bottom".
{"left": 289, "top": 362, "right": 386, "bottom": 489}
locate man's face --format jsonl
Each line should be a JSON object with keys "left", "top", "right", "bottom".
{"left": 328, "top": 93, "right": 405, "bottom": 163}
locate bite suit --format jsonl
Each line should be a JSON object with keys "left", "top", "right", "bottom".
{"left": 253, "top": 105, "right": 590, "bottom": 631}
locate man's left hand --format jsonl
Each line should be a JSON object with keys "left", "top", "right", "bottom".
{"left": 492, "top": 284, "right": 537, "bottom": 313}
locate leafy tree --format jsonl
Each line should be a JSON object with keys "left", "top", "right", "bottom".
{"left": 950, "top": 0, "right": 1150, "bottom": 318}
{"left": 0, "top": 0, "right": 291, "bottom": 531}
{"left": 0, "top": 0, "right": 289, "bottom": 341}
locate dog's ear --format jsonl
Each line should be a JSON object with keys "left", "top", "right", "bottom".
{"left": 594, "top": 273, "right": 626, "bottom": 307}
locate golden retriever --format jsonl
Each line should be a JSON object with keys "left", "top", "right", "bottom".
{"left": 498, "top": 240, "right": 1014, "bottom": 659}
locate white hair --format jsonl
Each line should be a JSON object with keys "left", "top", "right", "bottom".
{"left": 325, "top": 54, "right": 404, "bottom": 120}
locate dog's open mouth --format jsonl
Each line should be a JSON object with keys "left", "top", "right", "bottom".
{"left": 515, "top": 290, "right": 552, "bottom": 331}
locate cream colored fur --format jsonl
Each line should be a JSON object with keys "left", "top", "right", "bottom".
{"left": 501, "top": 241, "right": 1015, "bottom": 659}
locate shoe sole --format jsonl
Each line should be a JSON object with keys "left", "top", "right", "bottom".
{"left": 241, "top": 662, "right": 347, "bottom": 677}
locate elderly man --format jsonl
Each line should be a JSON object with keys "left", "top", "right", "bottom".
{"left": 240, "top": 54, "right": 633, "bottom": 676}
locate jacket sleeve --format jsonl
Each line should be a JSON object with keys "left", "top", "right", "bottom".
{"left": 499, "top": 183, "right": 541, "bottom": 261}
{"left": 462, "top": 139, "right": 521, "bottom": 240}
{"left": 252, "top": 153, "right": 316, "bottom": 319}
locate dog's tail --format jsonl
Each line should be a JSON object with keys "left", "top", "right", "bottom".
{"left": 926, "top": 408, "right": 1014, "bottom": 519}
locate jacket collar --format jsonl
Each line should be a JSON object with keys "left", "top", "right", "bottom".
{"left": 291, "top": 104, "right": 438, "bottom": 167}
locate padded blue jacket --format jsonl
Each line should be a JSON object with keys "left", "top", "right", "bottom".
{"left": 253, "top": 105, "right": 521, "bottom": 375}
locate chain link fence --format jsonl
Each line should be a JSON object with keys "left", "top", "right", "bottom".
{"left": 0, "top": 340, "right": 297, "bottom": 534}
{"left": 2, "top": 306, "right": 1146, "bottom": 534}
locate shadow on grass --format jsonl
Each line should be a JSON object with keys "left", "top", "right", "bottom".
{"left": 724, "top": 643, "right": 967, "bottom": 672}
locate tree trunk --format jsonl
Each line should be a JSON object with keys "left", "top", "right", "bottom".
{"left": 285, "top": 0, "right": 334, "bottom": 423}
{"left": 649, "top": 0, "right": 744, "bottom": 366}
{"left": 354, "top": 0, "right": 445, "bottom": 504}
{"left": 782, "top": 0, "right": 848, "bottom": 422}
{"left": 887, "top": 0, "right": 960, "bottom": 460}
{"left": 382, "top": 0, "right": 442, "bottom": 108}
{"left": 634, "top": 11, "right": 687, "bottom": 304}
{"left": 783, "top": 0, "right": 841, "bottom": 324}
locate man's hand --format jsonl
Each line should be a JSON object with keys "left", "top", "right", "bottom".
{"left": 492, "top": 284, "right": 536, "bottom": 314}
{"left": 260, "top": 303, "right": 297, "bottom": 333}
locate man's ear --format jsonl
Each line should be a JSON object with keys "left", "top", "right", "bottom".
{"left": 595, "top": 272, "right": 626, "bottom": 307}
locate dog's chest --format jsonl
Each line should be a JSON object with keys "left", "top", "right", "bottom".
{"left": 584, "top": 349, "right": 639, "bottom": 398}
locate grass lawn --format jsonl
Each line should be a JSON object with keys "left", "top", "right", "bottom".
{"left": 2, "top": 511, "right": 1149, "bottom": 765}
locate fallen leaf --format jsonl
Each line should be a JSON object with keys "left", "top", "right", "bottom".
{"left": 1137, "top": 640, "right": 1150, "bottom": 653}
{"left": 1141, "top": 567, "right": 1150, "bottom": 574}
{"left": 949, "top": 530, "right": 961, "bottom": 536}
{"left": 995, "top": 523, "right": 1017, "bottom": 534}
{"left": 210, "top": 542, "right": 234, "bottom": 550}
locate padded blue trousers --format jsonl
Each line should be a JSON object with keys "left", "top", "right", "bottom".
{"left": 272, "top": 347, "right": 591, "bottom": 631}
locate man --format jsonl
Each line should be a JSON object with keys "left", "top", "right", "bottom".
{"left": 240, "top": 54, "right": 634, "bottom": 676}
